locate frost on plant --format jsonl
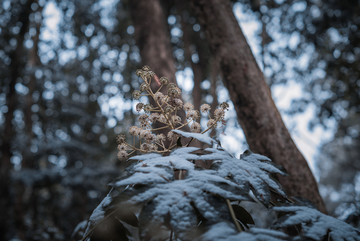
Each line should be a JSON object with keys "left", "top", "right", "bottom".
{"left": 78, "top": 67, "right": 360, "bottom": 241}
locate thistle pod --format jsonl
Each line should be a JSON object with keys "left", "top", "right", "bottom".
{"left": 147, "top": 71, "right": 155, "bottom": 77}
{"left": 142, "top": 65, "right": 151, "bottom": 71}
{"left": 168, "top": 88, "right": 180, "bottom": 98}
{"left": 164, "top": 105, "right": 175, "bottom": 114}
{"left": 143, "top": 104, "right": 153, "bottom": 113}
{"left": 135, "top": 69, "right": 143, "bottom": 76}
{"left": 136, "top": 103, "right": 144, "bottom": 112}
{"left": 220, "top": 102, "right": 229, "bottom": 110}
{"left": 168, "top": 83, "right": 177, "bottom": 89}
{"left": 200, "top": 104, "right": 211, "bottom": 113}
{"left": 132, "top": 90, "right": 141, "bottom": 100}
{"left": 117, "top": 151, "right": 128, "bottom": 160}
{"left": 160, "top": 77, "right": 169, "bottom": 85}
{"left": 116, "top": 134, "right": 126, "bottom": 144}
{"left": 140, "top": 82, "right": 149, "bottom": 92}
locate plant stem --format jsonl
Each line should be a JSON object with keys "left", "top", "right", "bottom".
{"left": 226, "top": 199, "right": 243, "bottom": 232}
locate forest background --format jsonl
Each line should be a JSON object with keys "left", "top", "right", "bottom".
{"left": 0, "top": 0, "right": 359, "bottom": 240}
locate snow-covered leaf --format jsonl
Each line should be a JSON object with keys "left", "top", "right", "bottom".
{"left": 202, "top": 222, "right": 289, "bottom": 241}
{"left": 274, "top": 206, "right": 360, "bottom": 241}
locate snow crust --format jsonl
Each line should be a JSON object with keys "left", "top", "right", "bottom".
{"left": 274, "top": 206, "right": 360, "bottom": 241}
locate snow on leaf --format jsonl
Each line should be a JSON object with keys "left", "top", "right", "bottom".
{"left": 89, "top": 193, "right": 112, "bottom": 223}
{"left": 202, "top": 222, "right": 288, "bottom": 241}
{"left": 129, "top": 169, "right": 249, "bottom": 232}
{"left": 212, "top": 148, "right": 286, "bottom": 205}
{"left": 96, "top": 132, "right": 287, "bottom": 239}
{"left": 274, "top": 206, "right": 360, "bottom": 241}
{"left": 173, "top": 129, "right": 215, "bottom": 145}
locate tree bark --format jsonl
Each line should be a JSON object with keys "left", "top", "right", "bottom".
{"left": 128, "top": 0, "right": 191, "bottom": 143}
{"left": 189, "top": 0, "right": 326, "bottom": 212}
{"left": 129, "top": 0, "right": 176, "bottom": 86}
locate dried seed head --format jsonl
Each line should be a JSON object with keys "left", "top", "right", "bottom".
{"left": 135, "top": 69, "right": 143, "bottom": 76}
{"left": 186, "top": 110, "right": 199, "bottom": 120}
{"left": 183, "top": 103, "right": 194, "bottom": 112}
{"left": 145, "top": 133, "right": 156, "bottom": 143}
{"left": 144, "top": 104, "right": 152, "bottom": 113}
{"left": 167, "top": 131, "right": 179, "bottom": 141}
{"left": 139, "top": 114, "right": 148, "bottom": 122}
{"left": 154, "top": 92, "right": 164, "bottom": 102}
{"left": 129, "top": 126, "right": 140, "bottom": 136}
{"left": 168, "top": 88, "right": 180, "bottom": 98}
{"left": 168, "top": 83, "right": 177, "bottom": 89}
{"left": 173, "top": 98, "right": 183, "bottom": 109}
{"left": 142, "top": 65, "right": 151, "bottom": 71}
{"left": 149, "top": 143, "right": 158, "bottom": 151}
{"left": 200, "top": 104, "right": 211, "bottom": 113}
{"left": 117, "top": 144, "right": 128, "bottom": 151}
{"left": 161, "top": 95, "right": 170, "bottom": 104}
{"left": 140, "top": 143, "right": 149, "bottom": 152}
{"left": 164, "top": 105, "right": 174, "bottom": 114}
{"left": 156, "top": 134, "right": 166, "bottom": 142}
{"left": 140, "top": 130, "right": 151, "bottom": 139}
{"left": 132, "top": 90, "right": 141, "bottom": 100}
{"left": 207, "top": 119, "right": 217, "bottom": 129}
{"left": 172, "top": 115, "right": 182, "bottom": 125}
{"left": 220, "top": 102, "right": 229, "bottom": 110}
{"left": 140, "top": 82, "right": 149, "bottom": 92}
{"left": 190, "top": 122, "right": 201, "bottom": 133}
{"left": 117, "top": 151, "right": 128, "bottom": 160}
{"left": 214, "top": 108, "right": 225, "bottom": 120}
{"left": 158, "top": 114, "right": 167, "bottom": 123}
{"left": 160, "top": 77, "right": 169, "bottom": 85}
{"left": 140, "top": 121, "right": 149, "bottom": 129}
{"left": 116, "top": 134, "right": 126, "bottom": 144}
{"left": 149, "top": 113, "right": 160, "bottom": 123}
{"left": 136, "top": 103, "right": 144, "bottom": 112}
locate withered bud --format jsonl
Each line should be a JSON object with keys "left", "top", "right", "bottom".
{"left": 116, "top": 134, "right": 126, "bottom": 144}
{"left": 190, "top": 122, "right": 201, "bottom": 133}
{"left": 183, "top": 103, "right": 194, "bottom": 112}
{"left": 132, "top": 90, "right": 141, "bottom": 100}
{"left": 160, "top": 77, "right": 169, "bottom": 85}
{"left": 142, "top": 65, "right": 151, "bottom": 71}
{"left": 144, "top": 104, "right": 152, "bottom": 112}
{"left": 140, "top": 82, "right": 149, "bottom": 92}
{"left": 135, "top": 69, "right": 143, "bottom": 76}
{"left": 117, "top": 151, "right": 128, "bottom": 160}
{"left": 200, "top": 104, "right": 211, "bottom": 113}
{"left": 220, "top": 102, "right": 229, "bottom": 110}
{"left": 136, "top": 103, "right": 144, "bottom": 112}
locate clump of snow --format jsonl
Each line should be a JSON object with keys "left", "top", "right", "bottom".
{"left": 173, "top": 129, "right": 215, "bottom": 145}
{"left": 202, "top": 222, "right": 288, "bottom": 241}
{"left": 89, "top": 193, "right": 112, "bottom": 223}
{"left": 274, "top": 206, "right": 360, "bottom": 241}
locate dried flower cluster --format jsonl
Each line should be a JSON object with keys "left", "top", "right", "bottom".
{"left": 116, "top": 66, "right": 229, "bottom": 160}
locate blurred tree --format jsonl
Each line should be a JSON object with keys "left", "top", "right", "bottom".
{"left": 189, "top": 0, "right": 325, "bottom": 212}
{"left": 241, "top": 0, "right": 360, "bottom": 216}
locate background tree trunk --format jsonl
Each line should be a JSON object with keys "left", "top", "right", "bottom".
{"left": 190, "top": 0, "right": 326, "bottom": 212}
{"left": 128, "top": 0, "right": 191, "bottom": 143}
{"left": 129, "top": 0, "right": 177, "bottom": 86}
{"left": 0, "top": 0, "right": 33, "bottom": 239}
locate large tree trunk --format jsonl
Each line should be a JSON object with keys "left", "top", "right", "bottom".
{"left": 128, "top": 0, "right": 192, "bottom": 144}
{"left": 190, "top": 0, "right": 326, "bottom": 212}
{"left": 129, "top": 0, "right": 176, "bottom": 86}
